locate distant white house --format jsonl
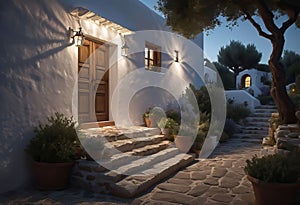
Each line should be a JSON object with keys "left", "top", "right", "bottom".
{"left": 0, "top": 0, "right": 206, "bottom": 193}
{"left": 236, "top": 69, "right": 272, "bottom": 97}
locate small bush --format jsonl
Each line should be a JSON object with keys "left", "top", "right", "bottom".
{"left": 219, "top": 132, "right": 230, "bottom": 143}
{"left": 227, "top": 104, "right": 251, "bottom": 123}
{"left": 290, "top": 94, "right": 300, "bottom": 108}
{"left": 244, "top": 152, "right": 300, "bottom": 183}
{"left": 166, "top": 109, "right": 181, "bottom": 123}
{"left": 25, "top": 113, "right": 79, "bottom": 163}
{"left": 258, "top": 95, "right": 274, "bottom": 105}
{"left": 224, "top": 118, "right": 237, "bottom": 136}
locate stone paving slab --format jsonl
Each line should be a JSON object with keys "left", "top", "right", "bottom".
{"left": 2, "top": 133, "right": 300, "bottom": 205}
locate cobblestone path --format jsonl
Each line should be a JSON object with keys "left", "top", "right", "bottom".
{"left": 0, "top": 137, "right": 280, "bottom": 205}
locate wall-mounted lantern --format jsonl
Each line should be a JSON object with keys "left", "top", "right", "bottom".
{"left": 121, "top": 42, "right": 129, "bottom": 57}
{"left": 119, "top": 33, "right": 129, "bottom": 57}
{"left": 69, "top": 27, "right": 85, "bottom": 47}
{"left": 174, "top": 50, "right": 179, "bottom": 62}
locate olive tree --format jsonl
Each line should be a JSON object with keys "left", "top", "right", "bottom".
{"left": 158, "top": 0, "right": 300, "bottom": 123}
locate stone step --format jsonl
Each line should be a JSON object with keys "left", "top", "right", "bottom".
{"left": 80, "top": 126, "right": 161, "bottom": 142}
{"left": 233, "top": 133, "right": 266, "bottom": 139}
{"left": 105, "top": 147, "right": 180, "bottom": 177}
{"left": 246, "top": 116, "right": 270, "bottom": 122}
{"left": 73, "top": 147, "right": 194, "bottom": 197}
{"left": 254, "top": 108, "right": 277, "bottom": 113}
{"left": 255, "top": 105, "right": 277, "bottom": 109}
{"left": 247, "top": 122, "right": 270, "bottom": 127}
{"left": 230, "top": 138, "right": 262, "bottom": 144}
{"left": 109, "top": 153, "right": 194, "bottom": 198}
{"left": 241, "top": 130, "right": 268, "bottom": 135}
{"left": 250, "top": 113, "right": 273, "bottom": 118}
{"left": 109, "top": 135, "right": 167, "bottom": 153}
{"left": 242, "top": 126, "right": 267, "bottom": 131}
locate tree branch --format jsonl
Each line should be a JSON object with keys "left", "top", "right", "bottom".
{"left": 243, "top": 11, "right": 273, "bottom": 40}
{"left": 280, "top": 9, "right": 299, "bottom": 34}
{"left": 255, "top": 0, "right": 279, "bottom": 34}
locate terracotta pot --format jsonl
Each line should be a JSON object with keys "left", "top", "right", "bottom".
{"left": 33, "top": 161, "right": 74, "bottom": 190}
{"left": 161, "top": 128, "right": 170, "bottom": 139}
{"left": 144, "top": 117, "right": 151, "bottom": 127}
{"left": 174, "top": 135, "right": 194, "bottom": 153}
{"left": 247, "top": 175, "right": 300, "bottom": 205}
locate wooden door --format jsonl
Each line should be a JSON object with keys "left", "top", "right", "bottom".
{"left": 78, "top": 39, "right": 109, "bottom": 122}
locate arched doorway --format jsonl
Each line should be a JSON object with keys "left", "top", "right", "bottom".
{"left": 241, "top": 74, "right": 251, "bottom": 88}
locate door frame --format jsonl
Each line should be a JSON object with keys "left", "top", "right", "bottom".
{"left": 78, "top": 35, "right": 114, "bottom": 122}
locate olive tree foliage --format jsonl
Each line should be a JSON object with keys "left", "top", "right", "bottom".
{"left": 157, "top": 0, "right": 300, "bottom": 123}
{"left": 217, "top": 40, "right": 262, "bottom": 86}
{"left": 281, "top": 50, "right": 300, "bottom": 84}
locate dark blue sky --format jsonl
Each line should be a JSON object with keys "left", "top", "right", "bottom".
{"left": 140, "top": 0, "right": 300, "bottom": 64}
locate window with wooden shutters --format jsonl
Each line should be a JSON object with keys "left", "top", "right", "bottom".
{"left": 145, "top": 42, "right": 161, "bottom": 72}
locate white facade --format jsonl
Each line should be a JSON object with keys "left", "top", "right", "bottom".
{"left": 0, "top": 0, "right": 204, "bottom": 193}
{"left": 225, "top": 90, "right": 261, "bottom": 111}
{"left": 236, "top": 69, "right": 271, "bottom": 97}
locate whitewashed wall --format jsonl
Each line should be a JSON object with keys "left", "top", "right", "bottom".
{"left": 236, "top": 69, "right": 271, "bottom": 89}
{"left": 0, "top": 0, "right": 204, "bottom": 193}
{"left": 0, "top": 0, "right": 120, "bottom": 193}
{"left": 111, "top": 31, "right": 204, "bottom": 126}
{"left": 225, "top": 90, "right": 261, "bottom": 111}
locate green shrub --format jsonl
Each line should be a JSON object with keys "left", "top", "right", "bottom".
{"left": 290, "top": 94, "right": 300, "bottom": 108}
{"left": 227, "top": 104, "right": 251, "bottom": 123}
{"left": 219, "top": 132, "right": 230, "bottom": 143}
{"left": 296, "top": 75, "right": 300, "bottom": 93}
{"left": 244, "top": 152, "right": 300, "bottom": 183}
{"left": 257, "top": 95, "right": 274, "bottom": 105}
{"left": 25, "top": 113, "right": 79, "bottom": 163}
{"left": 158, "top": 117, "right": 179, "bottom": 141}
{"left": 165, "top": 109, "right": 181, "bottom": 123}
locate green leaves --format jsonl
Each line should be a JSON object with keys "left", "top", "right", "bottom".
{"left": 244, "top": 153, "right": 300, "bottom": 183}
{"left": 25, "top": 113, "right": 79, "bottom": 163}
{"left": 217, "top": 40, "right": 262, "bottom": 72}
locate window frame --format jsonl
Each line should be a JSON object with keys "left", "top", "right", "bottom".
{"left": 145, "top": 42, "right": 161, "bottom": 72}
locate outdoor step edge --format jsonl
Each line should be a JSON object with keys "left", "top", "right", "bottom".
{"left": 108, "top": 153, "right": 194, "bottom": 198}
{"left": 106, "top": 147, "right": 180, "bottom": 176}
{"left": 109, "top": 134, "right": 167, "bottom": 152}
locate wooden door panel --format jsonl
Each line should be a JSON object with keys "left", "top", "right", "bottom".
{"left": 78, "top": 39, "right": 109, "bottom": 122}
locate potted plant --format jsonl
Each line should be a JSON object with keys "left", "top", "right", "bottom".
{"left": 25, "top": 112, "right": 79, "bottom": 190}
{"left": 244, "top": 152, "right": 300, "bottom": 205}
{"left": 143, "top": 108, "right": 152, "bottom": 127}
{"left": 174, "top": 124, "right": 197, "bottom": 153}
{"left": 157, "top": 117, "right": 179, "bottom": 141}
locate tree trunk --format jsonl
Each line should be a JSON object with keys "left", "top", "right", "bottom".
{"left": 269, "top": 34, "right": 296, "bottom": 124}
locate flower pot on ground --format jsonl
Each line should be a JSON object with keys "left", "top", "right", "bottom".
{"left": 25, "top": 112, "right": 79, "bottom": 190}
{"left": 174, "top": 125, "right": 196, "bottom": 153}
{"left": 143, "top": 111, "right": 151, "bottom": 127}
{"left": 157, "top": 117, "right": 178, "bottom": 141}
{"left": 244, "top": 152, "right": 300, "bottom": 205}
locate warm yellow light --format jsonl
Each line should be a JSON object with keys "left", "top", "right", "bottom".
{"left": 69, "top": 27, "right": 85, "bottom": 47}
{"left": 245, "top": 76, "right": 251, "bottom": 88}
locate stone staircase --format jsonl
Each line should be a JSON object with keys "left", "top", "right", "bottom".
{"left": 233, "top": 105, "right": 277, "bottom": 143}
{"left": 72, "top": 126, "right": 194, "bottom": 198}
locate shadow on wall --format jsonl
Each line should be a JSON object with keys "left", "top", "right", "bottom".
{"left": 0, "top": 0, "right": 76, "bottom": 193}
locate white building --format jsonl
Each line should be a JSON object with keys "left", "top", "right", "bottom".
{"left": 236, "top": 69, "right": 272, "bottom": 97}
{"left": 0, "top": 0, "right": 205, "bottom": 193}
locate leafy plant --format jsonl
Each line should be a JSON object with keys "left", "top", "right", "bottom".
{"left": 165, "top": 109, "right": 181, "bottom": 123}
{"left": 223, "top": 118, "right": 237, "bottom": 136}
{"left": 244, "top": 152, "right": 300, "bottom": 183}
{"left": 258, "top": 95, "right": 274, "bottom": 105}
{"left": 226, "top": 103, "right": 251, "bottom": 123}
{"left": 25, "top": 113, "right": 79, "bottom": 163}
{"left": 157, "top": 117, "right": 179, "bottom": 141}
